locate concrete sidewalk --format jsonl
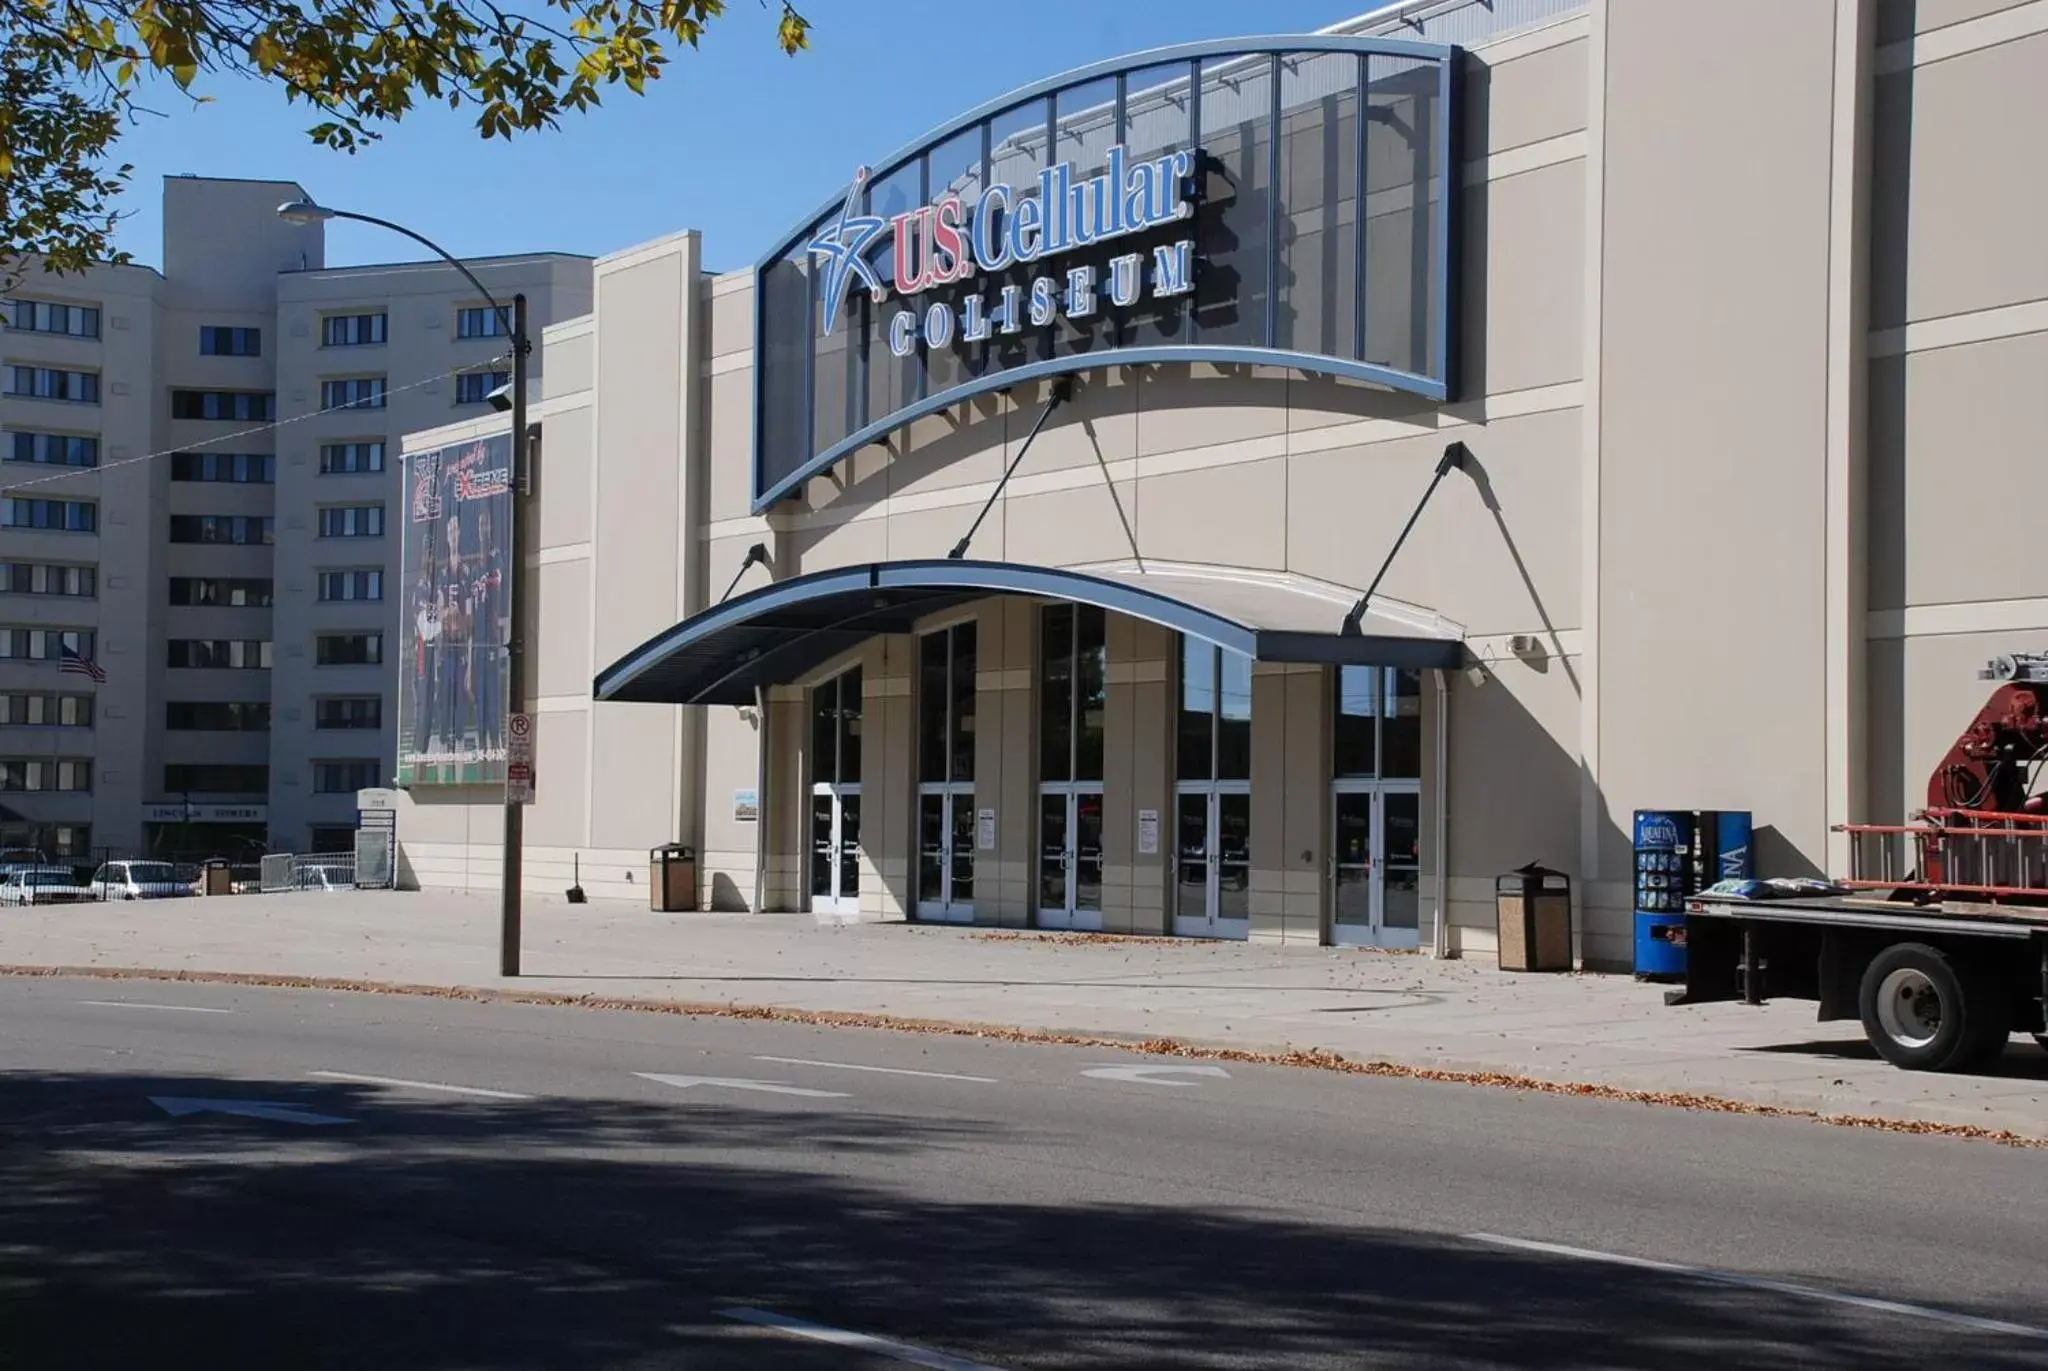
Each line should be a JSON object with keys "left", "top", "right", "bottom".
{"left": 5, "top": 888, "right": 2046, "bottom": 1137}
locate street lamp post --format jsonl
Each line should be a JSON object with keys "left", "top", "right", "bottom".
{"left": 277, "top": 199, "right": 532, "bottom": 976}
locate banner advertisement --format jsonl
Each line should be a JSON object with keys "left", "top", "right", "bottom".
{"left": 395, "top": 434, "right": 513, "bottom": 787}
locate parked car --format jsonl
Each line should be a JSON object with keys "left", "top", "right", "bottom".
{"left": 0, "top": 867, "right": 90, "bottom": 905}
{"left": 89, "top": 860, "right": 193, "bottom": 901}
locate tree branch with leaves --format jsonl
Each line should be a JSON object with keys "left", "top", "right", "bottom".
{"left": 0, "top": 0, "right": 809, "bottom": 279}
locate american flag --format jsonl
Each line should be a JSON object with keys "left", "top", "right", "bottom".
{"left": 59, "top": 645, "right": 106, "bottom": 683}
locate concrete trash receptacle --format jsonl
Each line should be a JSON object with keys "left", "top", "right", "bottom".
{"left": 1496, "top": 863, "right": 1572, "bottom": 972}
{"left": 202, "top": 859, "right": 234, "bottom": 896}
{"left": 649, "top": 844, "right": 697, "bottom": 912}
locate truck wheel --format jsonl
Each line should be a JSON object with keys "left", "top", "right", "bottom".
{"left": 1858, "top": 943, "right": 1984, "bottom": 1072}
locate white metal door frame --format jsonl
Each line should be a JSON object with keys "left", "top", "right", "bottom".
{"left": 1328, "top": 780, "right": 1420, "bottom": 949}
{"left": 916, "top": 782, "right": 975, "bottom": 923}
{"left": 809, "top": 781, "right": 862, "bottom": 919}
{"left": 1172, "top": 779, "right": 1251, "bottom": 941}
{"left": 1036, "top": 782, "right": 1103, "bottom": 932}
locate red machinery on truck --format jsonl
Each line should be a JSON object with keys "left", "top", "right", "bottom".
{"left": 1676, "top": 651, "right": 2048, "bottom": 1072}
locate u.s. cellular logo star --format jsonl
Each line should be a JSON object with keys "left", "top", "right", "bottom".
{"left": 806, "top": 166, "right": 888, "bottom": 335}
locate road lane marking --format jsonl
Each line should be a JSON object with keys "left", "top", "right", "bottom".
{"left": 78, "top": 1000, "right": 234, "bottom": 1015}
{"left": 717, "top": 1306, "right": 1007, "bottom": 1370}
{"left": 1467, "top": 1233, "right": 2048, "bottom": 1341}
{"left": 754, "top": 1055, "right": 997, "bottom": 1084}
{"left": 638, "top": 1073, "right": 850, "bottom": 1099}
{"left": 307, "top": 1070, "right": 533, "bottom": 1101}
{"left": 1080, "top": 1063, "right": 1231, "bottom": 1087}
{"left": 150, "top": 1097, "right": 353, "bottom": 1126}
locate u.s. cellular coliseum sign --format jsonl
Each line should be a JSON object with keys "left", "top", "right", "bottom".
{"left": 751, "top": 36, "right": 1461, "bottom": 510}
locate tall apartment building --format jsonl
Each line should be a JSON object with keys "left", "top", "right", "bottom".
{"left": 0, "top": 174, "right": 591, "bottom": 858}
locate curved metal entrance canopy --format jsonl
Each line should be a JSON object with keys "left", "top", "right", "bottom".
{"left": 593, "top": 559, "right": 1463, "bottom": 706}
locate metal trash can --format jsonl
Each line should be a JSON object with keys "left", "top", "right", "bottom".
{"left": 649, "top": 844, "right": 697, "bottom": 913}
{"left": 202, "top": 858, "right": 234, "bottom": 897}
{"left": 1496, "top": 863, "right": 1573, "bottom": 972}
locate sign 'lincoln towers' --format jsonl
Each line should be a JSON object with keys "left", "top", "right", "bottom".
{"left": 809, "top": 144, "right": 1199, "bottom": 358}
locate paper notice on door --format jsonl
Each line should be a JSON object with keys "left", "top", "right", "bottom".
{"left": 977, "top": 808, "right": 996, "bottom": 850}
{"left": 1137, "top": 808, "right": 1159, "bottom": 856}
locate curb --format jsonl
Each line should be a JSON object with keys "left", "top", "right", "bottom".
{"left": 5, "top": 961, "right": 2043, "bottom": 1150}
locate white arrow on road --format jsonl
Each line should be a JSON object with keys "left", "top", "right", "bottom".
{"left": 149, "top": 1096, "right": 354, "bottom": 1126}
{"left": 636, "top": 1073, "right": 850, "bottom": 1099}
{"left": 1080, "top": 1064, "right": 1232, "bottom": 1088}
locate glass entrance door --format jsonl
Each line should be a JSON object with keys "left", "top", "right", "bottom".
{"left": 917, "top": 787, "right": 975, "bottom": 922}
{"left": 810, "top": 784, "right": 861, "bottom": 918}
{"left": 1330, "top": 784, "right": 1420, "bottom": 949}
{"left": 1172, "top": 785, "right": 1250, "bottom": 940}
{"left": 1036, "top": 788, "right": 1103, "bottom": 931}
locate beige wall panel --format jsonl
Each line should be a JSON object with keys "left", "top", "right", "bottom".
{"left": 1870, "top": 33, "right": 2048, "bottom": 328}
{"left": 1002, "top": 373, "right": 1138, "bottom": 478}
{"left": 1282, "top": 670, "right": 1330, "bottom": 943}
{"left": 708, "top": 281, "right": 754, "bottom": 361}
{"left": 798, "top": 443, "right": 890, "bottom": 520}
{"left": 537, "top": 405, "right": 593, "bottom": 549}
{"left": 1467, "top": 36, "right": 1588, "bottom": 156}
{"left": 1447, "top": 661, "right": 1581, "bottom": 882}
{"left": 1876, "top": 0, "right": 2033, "bottom": 43}
{"left": 1001, "top": 482, "right": 1141, "bottom": 569}
{"left": 1461, "top": 160, "right": 1586, "bottom": 397}
{"left": 1594, "top": 0, "right": 1837, "bottom": 881}
{"left": 887, "top": 501, "right": 998, "bottom": 562}
{"left": 546, "top": 331, "right": 594, "bottom": 397}
{"left": 700, "top": 703, "right": 763, "bottom": 908}
{"left": 524, "top": 709, "right": 589, "bottom": 848}
{"left": 1286, "top": 375, "right": 1443, "bottom": 435}
{"left": 1136, "top": 456, "right": 1287, "bottom": 570}
{"left": 1867, "top": 332, "right": 2048, "bottom": 611}
{"left": 883, "top": 393, "right": 1011, "bottom": 498}
{"left": 587, "top": 706, "right": 681, "bottom": 849}
{"left": 591, "top": 251, "right": 686, "bottom": 664}
{"left": 1288, "top": 407, "right": 1580, "bottom": 636}
{"left": 534, "top": 559, "right": 592, "bottom": 698}
{"left": 1864, "top": 636, "right": 1908, "bottom": 825}
{"left": 705, "top": 369, "right": 756, "bottom": 523}
{"left": 1135, "top": 365, "right": 1289, "bottom": 456}
{"left": 785, "top": 509, "right": 889, "bottom": 575}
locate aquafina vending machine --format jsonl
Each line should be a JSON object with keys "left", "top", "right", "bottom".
{"left": 1633, "top": 809, "right": 1753, "bottom": 978}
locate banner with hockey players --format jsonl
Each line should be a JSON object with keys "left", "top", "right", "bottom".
{"left": 395, "top": 434, "right": 513, "bottom": 787}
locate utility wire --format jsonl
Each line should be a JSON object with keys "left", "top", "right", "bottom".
{"left": 0, "top": 349, "right": 514, "bottom": 496}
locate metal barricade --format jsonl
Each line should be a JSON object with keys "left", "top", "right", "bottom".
{"left": 259, "top": 853, "right": 297, "bottom": 893}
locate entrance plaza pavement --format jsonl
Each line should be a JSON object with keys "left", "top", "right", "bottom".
{"left": 4, "top": 888, "right": 2045, "bottom": 1139}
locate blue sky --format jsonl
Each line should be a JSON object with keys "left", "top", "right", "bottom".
{"left": 108, "top": 0, "right": 1369, "bottom": 275}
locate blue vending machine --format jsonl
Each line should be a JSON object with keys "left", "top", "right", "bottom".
{"left": 1633, "top": 809, "right": 1753, "bottom": 979}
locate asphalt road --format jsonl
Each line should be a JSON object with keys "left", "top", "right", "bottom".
{"left": 4, "top": 974, "right": 2047, "bottom": 1369}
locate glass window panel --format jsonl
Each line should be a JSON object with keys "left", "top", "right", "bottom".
{"left": 949, "top": 796, "right": 975, "bottom": 905}
{"left": 1382, "top": 667, "right": 1423, "bottom": 778}
{"left": 1075, "top": 605, "right": 1106, "bottom": 782}
{"left": 919, "top": 631, "right": 947, "bottom": 784}
{"left": 757, "top": 249, "right": 813, "bottom": 498}
{"left": 813, "top": 236, "right": 858, "bottom": 459}
{"left": 810, "top": 794, "right": 834, "bottom": 898}
{"left": 987, "top": 98, "right": 1052, "bottom": 375}
{"left": 838, "top": 667, "right": 862, "bottom": 781}
{"left": 863, "top": 161, "right": 924, "bottom": 429}
{"left": 1334, "top": 665, "right": 1379, "bottom": 777}
{"left": 923, "top": 128, "right": 985, "bottom": 398}
{"left": 812, "top": 675, "right": 837, "bottom": 784}
{"left": 1362, "top": 54, "right": 1442, "bottom": 379}
{"left": 1038, "top": 605, "right": 1073, "bottom": 782}
{"left": 1275, "top": 52, "right": 1359, "bottom": 357}
{"left": 1051, "top": 77, "right": 1119, "bottom": 361}
{"left": 1121, "top": 60, "right": 1198, "bottom": 347}
{"left": 1038, "top": 793, "right": 1068, "bottom": 912}
{"left": 1216, "top": 650, "right": 1253, "bottom": 781}
{"left": 919, "top": 794, "right": 944, "bottom": 904}
{"left": 1193, "top": 53, "right": 1274, "bottom": 347}
{"left": 1177, "top": 640, "right": 1216, "bottom": 782}
{"left": 949, "top": 621, "right": 976, "bottom": 783}
{"left": 1174, "top": 791, "right": 1209, "bottom": 920}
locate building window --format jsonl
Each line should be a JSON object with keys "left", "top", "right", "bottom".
{"left": 198, "top": 326, "right": 262, "bottom": 357}
{"left": 0, "top": 694, "right": 93, "bottom": 727}
{"left": 317, "top": 569, "right": 383, "bottom": 602}
{"left": 165, "top": 701, "right": 271, "bottom": 731}
{"left": 313, "top": 759, "right": 380, "bottom": 793}
{"left": 7, "top": 366, "right": 98, "bottom": 403}
{"left": 1177, "top": 642, "right": 1253, "bottom": 784}
{"left": 316, "top": 632, "right": 382, "bottom": 666}
{"left": 171, "top": 390, "right": 273, "bottom": 421}
{"left": 918, "top": 622, "right": 976, "bottom": 785}
{"left": 6, "top": 431, "right": 98, "bottom": 467}
{"left": 0, "top": 759, "right": 92, "bottom": 792}
{"left": 169, "top": 514, "right": 272, "bottom": 545}
{"left": 168, "top": 577, "right": 272, "bottom": 607}
{"left": 320, "top": 377, "right": 387, "bottom": 411}
{"left": 453, "top": 369, "right": 510, "bottom": 405}
{"left": 0, "top": 498, "right": 95, "bottom": 532}
{"left": 322, "top": 313, "right": 387, "bottom": 347}
{"left": 164, "top": 763, "right": 268, "bottom": 794}
{"left": 170, "top": 451, "right": 273, "bottom": 483}
{"left": 455, "top": 306, "right": 506, "bottom": 339}
{"left": 315, "top": 696, "right": 383, "bottom": 730}
{"left": 319, "top": 441, "right": 385, "bottom": 474}
{"left": 1039, "top": 604, "right": 1106, "bottom": 784}
{"left": 0, "top": 627, "right": 92, "bottom": 661}
{"left": 317, "top": 505, "right": 384, "bottom": 538}
{"left": 1333, "top": 667, "right": 1423, "bottom": 780}
{"left": 167, "top": 639, "right": 271, "bottom": 669}
{"left": 4, "top": 299, "right": 100, "bottom": 337}
{"left": 308, "top": 825, "right": 357, "bottom": 853}
{"left": 0, "top": 563, "right": 94, "bottom": 597}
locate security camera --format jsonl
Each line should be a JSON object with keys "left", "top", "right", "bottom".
{"left": 487, "top": 380, "right": 513, "bottom": 413}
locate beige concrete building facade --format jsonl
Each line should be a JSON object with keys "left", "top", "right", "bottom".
{"left": 385, "top": 0, "right": 2048, "bottom": 967}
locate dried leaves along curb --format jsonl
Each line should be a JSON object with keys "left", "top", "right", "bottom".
{"left": 4, "top": 962, "right": 2042, "bottom": 1151}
